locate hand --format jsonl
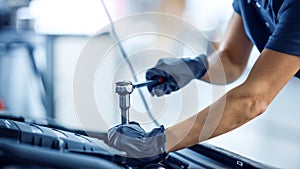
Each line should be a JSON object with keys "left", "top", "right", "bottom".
{"left": 107, "top": 122, "right": 167, "bottom": 167}
{"left": 146, "top": 54, "right": 208, "bottom": 96}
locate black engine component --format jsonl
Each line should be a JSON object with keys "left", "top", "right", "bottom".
{"left": 0, "top": 114, "right": 274, "bottom": 169}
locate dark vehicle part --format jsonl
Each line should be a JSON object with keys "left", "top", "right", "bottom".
{"left": 0, "top": 115, "right": 274, "bottom": 168}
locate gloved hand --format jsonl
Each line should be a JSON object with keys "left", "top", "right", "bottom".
{"left": 107, "top": 122, "right": 167, "bottom": 167}
{"left": 146, "top": 54, "right": 208, "bottom": 96}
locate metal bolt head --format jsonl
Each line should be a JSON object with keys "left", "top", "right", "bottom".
{"left": 115, "top": 81, "right": 134, "bottom": 95}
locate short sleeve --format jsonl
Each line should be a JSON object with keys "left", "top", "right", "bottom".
{"left": 232, "top": 0, "right": 241, "bottom": 15}
{"left": 265, "top": 0, "right": 300, "bottom": 57}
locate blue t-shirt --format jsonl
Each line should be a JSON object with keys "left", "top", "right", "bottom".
{"left": 232, "top": 0, "right": 300, "bottom": 78}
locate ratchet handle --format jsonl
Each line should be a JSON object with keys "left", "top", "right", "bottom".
{"left": 134, "top": 77, "right": 163, "bottom": 89}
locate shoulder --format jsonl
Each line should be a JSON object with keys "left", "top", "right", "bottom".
{"left": 278, "top": 0, "right": 300, "bottom": 17}
{"left": 232, "top": 0, "right": 242, "bottom": 15}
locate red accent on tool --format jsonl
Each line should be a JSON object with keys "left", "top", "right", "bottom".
{"left": 0, "top": 98, "right": 5, "bottom": 110}
{"left": 158, "top": 76, "right": 163, "bottom": 83}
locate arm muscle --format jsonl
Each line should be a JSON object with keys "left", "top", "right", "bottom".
{"left": 202, "top": 13, "right": 253, "bottom": 84}
{"left": 167, "top": 49, "right": 300, "bottom": 152}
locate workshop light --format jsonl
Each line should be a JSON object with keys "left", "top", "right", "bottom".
{"left": 29, "top": 0, "right": 108, "bottom": 35}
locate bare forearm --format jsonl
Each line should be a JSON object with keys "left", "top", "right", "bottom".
{"left": 200, "top": 50, "right": 247, "bottom": 84}
{"left": 166, "top": 49, "right": 300, "bottom": 153}
{"left": 200, "top": 13, "right": 253, "bottom": 84}
{"left": 165, "top": 85, "right": 266, "bottom": 152}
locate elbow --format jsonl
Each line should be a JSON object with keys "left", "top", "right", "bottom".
{"left": 244, "top": 96, "right": 268, "bottom": 121}
{"left": 229, "top": 89, "right": 269, "bottom": 126}
{"left": 219, "top": 48, "right": 247, "bottom": 84}
{"left": 225, "top": 60, "right": 247, "bottom": 84}
{"left": 225, "top": 68, "right": 245, "bottom": 84}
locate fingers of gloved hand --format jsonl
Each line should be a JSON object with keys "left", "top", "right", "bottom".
{"left": 145, "top": 125, "right": 165, "bottom": 138}
{"left": 146, "top": 68, "right": 166, "bottom": 94}
{"left": 107, "top": 121, "right": 144, "bottom": 136}
{"left": 150, "top": 81, "right": 179, "bottom": 97}
{"left": 146, "top": 68, "right": 166, "bottom": 80}
{"left": 108, "top": 123, "right": 146, "bottom": 139}
{"left": 146, "top": 57, "right": 197, "bottom": 94}
{"left": 151, "top": 88, "right": 164, "bottom": 97}
{"left": 107, "top": 124, "right": 167, "bottom": 166}
{"left": 108, "top": 128, "right": 164, "bottom": 157}
{"left": 147, "top": 69, "right": 179, "bottom": 97}
{"left": 128, "top": 121, "right": 141, "bottom": 127}
{"left": 110, "top": 127, "right": 166, "bottom": 155}
{"left": 145, "top": 126, "right": 166, "bottom": 153}
{"left": 107, "top": 123, "right": 145, "bottom": 149}
{"left": 108, "top": 129, "right": 145, "bottom": 158}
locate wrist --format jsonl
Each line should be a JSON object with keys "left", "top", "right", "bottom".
{"left": 165, "top": 127, "right": 181, "bottom": 152}
{"left": 193, "top": 54, "right": 209, "bottom": 79}
{"left": 152, "top": 125, "right": 167, "bottom": 155}
{"left": 195, "top": 54, "right": 209, "bottom": 70}
{"left": 182, "top": 54, "right": 209, "bottom": 80}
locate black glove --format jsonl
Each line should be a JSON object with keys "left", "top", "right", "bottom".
{"left": 146, "top": 54, "right": 208, "bottom": 96}
{"left": 107, "top": 122, "right": 167, "bottom": 167}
